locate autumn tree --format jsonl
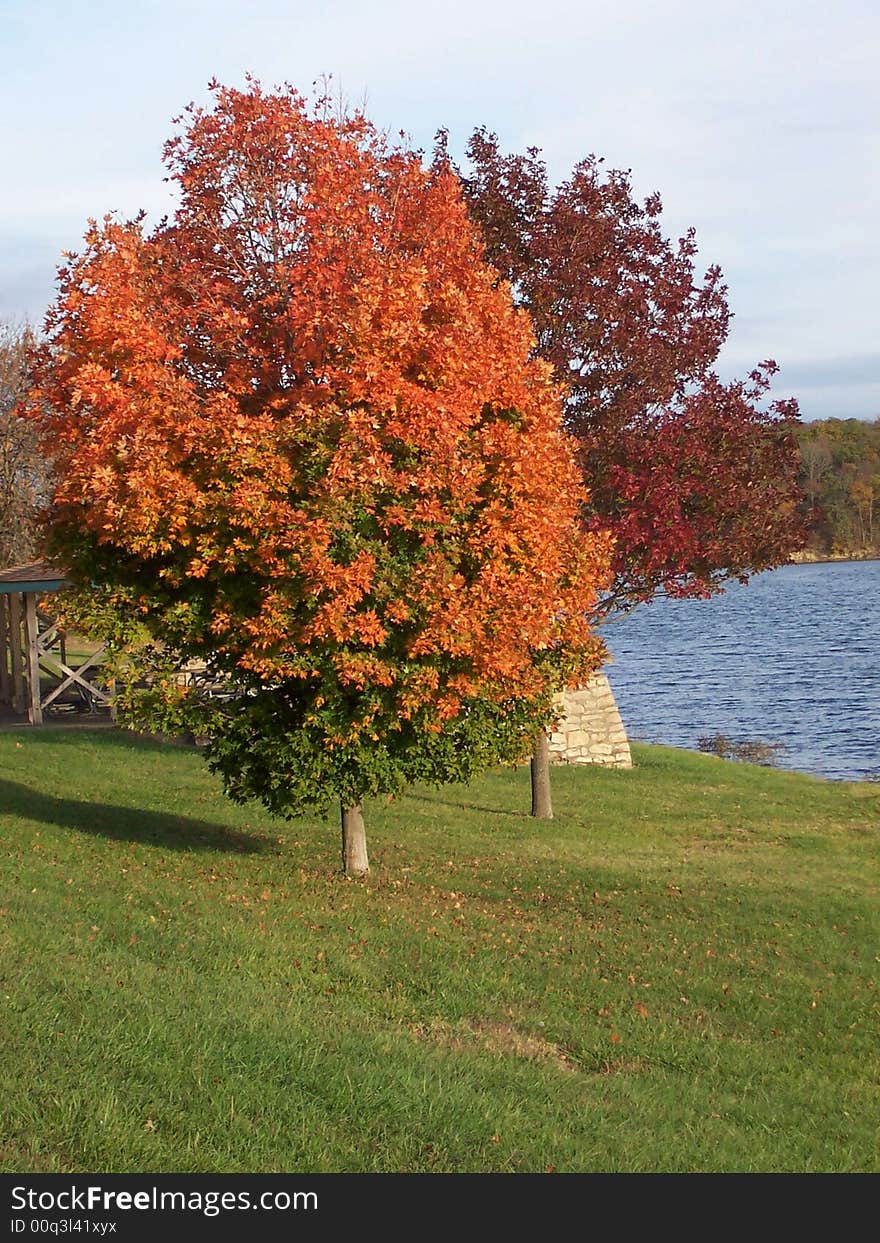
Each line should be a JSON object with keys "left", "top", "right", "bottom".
{"left": 25, "top": 82, "right": 609, "bottom": 873}
{"left": 1, "top": 322, "right": 49, "bottom": 568}
{"left": 442, "top": 130, "right": 805, "bottom": 813}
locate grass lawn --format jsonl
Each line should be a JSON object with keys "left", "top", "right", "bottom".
{"left": 0, "top": 729, "right": 877, "bottom": 1173}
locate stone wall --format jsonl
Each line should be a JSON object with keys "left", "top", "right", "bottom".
{"left": 548, "top": 672, "right": 632, "bottom": 769}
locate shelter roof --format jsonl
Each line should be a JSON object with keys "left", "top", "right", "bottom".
{"left": 0, "top": 562, "right": 68, "bottom": 594}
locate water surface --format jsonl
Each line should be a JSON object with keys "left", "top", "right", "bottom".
{"left": 603, "top": 561, "right": 879, "bottom": 781}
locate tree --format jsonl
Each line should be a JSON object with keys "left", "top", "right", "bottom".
{"left": 1, "top": 322, "right": 49, "bottom": 568}
{"left": 799, "top": 435, "right": 833, "bottom": 510}
{"left": 25, "top": 82, "right": 610, "bottom": 873}
{"left": 442, "top": 130, "right": 805, "bottom": 813}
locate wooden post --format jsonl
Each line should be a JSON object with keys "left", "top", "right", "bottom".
{"left": 0, "top": 595, "right": 10, "bottom": 706}
{"left": 25, "top": 593, "right": 43, "bottom": 725}
{"left": 9, "top": 592, "right": 25, "bottom": 715}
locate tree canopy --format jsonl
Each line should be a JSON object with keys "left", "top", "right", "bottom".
{"left": 25, "top": 82, "right": 610, "bottom": 868}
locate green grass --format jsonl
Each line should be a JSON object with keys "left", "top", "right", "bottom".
{"left": 0, "top": 729, "right": 877, "bottom": 1172}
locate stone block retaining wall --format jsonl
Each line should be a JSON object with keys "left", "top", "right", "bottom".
{"left": 548, "top": 672, "right": 632, "bottom": 769}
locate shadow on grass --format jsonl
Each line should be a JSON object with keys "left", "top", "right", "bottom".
{"left": 404, "top": 792, "right": 529, "bottom": 819}
{"left": 0, "top": 778, "right": 272, "bottom": 854}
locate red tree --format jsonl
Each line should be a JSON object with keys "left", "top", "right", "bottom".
{"left": 451, "top": 130, "right": 805, "bottom": 618}
{"left": 26, "top": 84, "right": 610, "bottom": 871}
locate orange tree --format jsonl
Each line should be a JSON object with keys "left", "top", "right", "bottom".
{"left": 26, "top": 82, "right": 610, "bottom": 874}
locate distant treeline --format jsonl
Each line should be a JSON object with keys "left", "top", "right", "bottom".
{"left": 796, "top": 417, "right": 880, "bottom": 558}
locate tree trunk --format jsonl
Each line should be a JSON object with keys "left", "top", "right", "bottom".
{"left": 341, "top": 801, "right": 370, "bottom": 877}
{"left": 530, "top": 730, "right": 553, "bottom": 819}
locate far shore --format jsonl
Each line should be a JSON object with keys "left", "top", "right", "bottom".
{"left": 788, "top": 550, "right": 880, "bottom": 565}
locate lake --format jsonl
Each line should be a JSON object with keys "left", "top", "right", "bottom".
{"left": 602, "top": 560, "right": 879, "bottom": 781}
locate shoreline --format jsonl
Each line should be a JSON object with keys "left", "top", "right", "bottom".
{"left": 788, "top": 551, "right": 880, "bottom": 565}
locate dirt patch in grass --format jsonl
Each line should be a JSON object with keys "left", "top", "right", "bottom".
{"left": 409, "top": 1020, "right": 650, "bottom": 1078}
{"left": 409, "top": 1017, "right": 578, "bottom": 1072}
{"left": 596, "top": 1056, "right": 646, "bottom": 1075}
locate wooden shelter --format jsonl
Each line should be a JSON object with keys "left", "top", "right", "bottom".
{"left": 0, "top": 562, "right": 110, "bottom": 725}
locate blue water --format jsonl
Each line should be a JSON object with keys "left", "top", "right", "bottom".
{"left": 603, "top": 560, "right": 879, "bottom": 781}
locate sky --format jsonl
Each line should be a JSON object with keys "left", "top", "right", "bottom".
{"left": 1, "top": 0, "right": 878, "bottom": 421}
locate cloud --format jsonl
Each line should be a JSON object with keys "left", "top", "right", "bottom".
{"left": 780, "top": 356, "right": 880, "bottom": 390}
